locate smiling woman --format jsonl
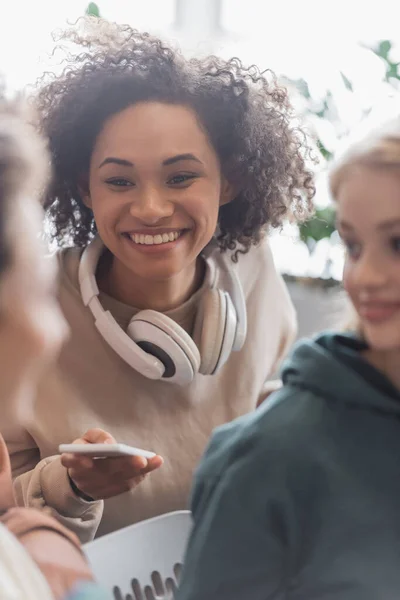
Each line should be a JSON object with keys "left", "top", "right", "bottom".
{"left": 331, "top": 121, "right": 400, "bottom": 354}
{"left": 5, "top": 16, "right": 315, "bottom": 542}
{"left": 84, "top": 102, "right": 232, "bottom": 310}
{"left": 73, "top": 100, "right": 249, "bottom": 388}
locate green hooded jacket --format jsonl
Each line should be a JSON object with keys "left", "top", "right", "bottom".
{"left": 177, "top": 332, "right": 400, "bottom": 600}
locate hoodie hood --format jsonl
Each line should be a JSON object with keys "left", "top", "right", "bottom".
{"left": 281, "top": 332, "right": 400, "bottom": 415}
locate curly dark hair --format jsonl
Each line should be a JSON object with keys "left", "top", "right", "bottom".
{"left": 36, "top": 17, "right": 315, "bottom": 258}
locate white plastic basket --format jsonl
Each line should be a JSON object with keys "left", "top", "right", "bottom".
{"left": 84, "top": 510, "right": 192, "bottom": 600}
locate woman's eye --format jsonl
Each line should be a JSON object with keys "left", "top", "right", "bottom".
{"left": 105, "top": 178, "right": 133, "bottom": 187}
{"left": 390, "top": 236, "right": 400, "bottom": 254}
{"left": 343, "top": 239, "right": 361, "bottom": 259}
{"left": 168, "top": 173, "right": 197, "bottom": 186}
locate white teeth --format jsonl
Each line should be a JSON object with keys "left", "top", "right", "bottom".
{"left": 129, "top": 231, "right": 182, "bottom": 245}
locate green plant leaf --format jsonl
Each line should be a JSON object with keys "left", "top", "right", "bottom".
{"left": 295, "top": 78, "right": 311, "bottom": 99}
{"left": 86, "top": 2, "right": 100, "bottom": 17}
{"left": 386, "top": 61, "right": 400, "bottom": 80}
{"left": 340, "top": 71, "right": 353, "bottom": 91}
{"left": 373, "top": 39, "right": 392, "bottom": 60}
{"left": 299, "top": 206, "right": 336, "bottom": 244}
{"left": 316, "top": 139, "right": 333, "bottom": 161}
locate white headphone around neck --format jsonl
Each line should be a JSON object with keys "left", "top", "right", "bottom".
{"left": 79, "top": 236, "right": 247, "bottom": 385}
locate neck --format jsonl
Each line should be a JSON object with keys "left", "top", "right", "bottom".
{"left": 364, "top": 348, "right": 400, "bottom": 391}
{"left": 98, "top": 253, "right": 205, "bottom": 312}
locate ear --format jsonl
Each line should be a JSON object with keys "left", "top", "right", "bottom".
{"left": 219, "top": 178, "right": 236, "bottom": 206}
{"left": 78, "top": 175, "right": 92, "bottom": 209}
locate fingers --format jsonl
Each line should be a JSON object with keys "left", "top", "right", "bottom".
{"left": 88, "top": 454, "right": 163, "bottom": 478}
{"left": 60, "top": 428, "right": 116, "bottom": 470}
{"left": 146, "top": 455, "right": 164, "bottom": 472}
{"left": 94, "top": 454, "right": 147, "bottom": 474}
{"left": 80, "top": 428, "right": 116, "bottom": 445}
{"left": 62, "top": 452, "right": 163, "bottom": 478}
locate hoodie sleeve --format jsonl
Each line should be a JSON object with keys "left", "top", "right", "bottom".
{"left": 176, "top": 406, "right": 299, "bottom": 600}
{"left": 8, "top": 440, "right": 103, "bottom": 544}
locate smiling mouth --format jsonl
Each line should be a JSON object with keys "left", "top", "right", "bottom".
{"left": 359, "top": 302, "right": 400, "bottom": 322}
{"left": 123, "top": 230, "right": 185, "bottom": 246}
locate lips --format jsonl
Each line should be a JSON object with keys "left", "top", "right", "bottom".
{"left": 121, "top": 228, "right": 186, "bottom": 245}
{"left": 121, "top": 228, "right": 188, "bottom": 254}
{"left": 358, "top": 302, "right": 400, "bottom": 323}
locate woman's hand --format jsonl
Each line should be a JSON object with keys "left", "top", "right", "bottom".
{"left": 61, "top": 428, "right": 163, "bottom": 501}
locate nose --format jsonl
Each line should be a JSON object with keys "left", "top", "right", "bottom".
{"left": 128, "top": 185, "right": 174, "bottom": 225}
{"left": 352, "top": 250, "right": 388, "bottom": 289}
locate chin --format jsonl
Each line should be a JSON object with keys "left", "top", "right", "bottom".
{"left": 362, "top": 323, "right": 400, "bottom": 353}
{"left": 134, "top": 264, "right": 185, "bottom": 282}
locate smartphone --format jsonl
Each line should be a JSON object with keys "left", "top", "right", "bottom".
{"left": 58, "top": 443, "right": 156, "bottom": 459}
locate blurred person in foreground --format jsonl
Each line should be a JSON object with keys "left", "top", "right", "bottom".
{"left": 0, "top": 89, "right": 105, "bottom": 599}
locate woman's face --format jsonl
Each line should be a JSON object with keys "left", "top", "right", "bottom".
{"left": 337, "top": 166, "right": 400, "bottom": 351}
{"left": 84, "top": 101, "right": 233, "bottom": 285}
{"left": 0, "top": 193, "right": 67, "bottom": 419}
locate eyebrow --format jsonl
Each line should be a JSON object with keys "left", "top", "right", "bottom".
{"left": 162, "top": 153, "right": 203, "bottom": 166}
{"left": 337, "top": 218, "right": 400, "bottom": 232}
{"left": 99, "top": 157, "right": 133, "bottom": 169}
{"left": 98, "top": 153, "right": 203, "bottom": 169}
{"left": 378, "top": 218, "right": 400, "bottom": 231}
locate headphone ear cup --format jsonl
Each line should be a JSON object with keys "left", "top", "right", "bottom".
{"left": 127, "top": 310, "right": 201, "bottom": 386}
{"left": 195, "top": 289, "right": 226, "bottom": 375}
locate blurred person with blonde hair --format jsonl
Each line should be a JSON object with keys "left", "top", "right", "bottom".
{"left": 176, "top": 118, "right": 400, "bottom": 600}
{"left": 0, "top": 90, "right": 105, "bottom": 599}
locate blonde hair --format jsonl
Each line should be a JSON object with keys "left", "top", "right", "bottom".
{"left": 0, "top": 90, "right": 49, "bottom": 277}
{"left": 329, "top": 117, "right": 400, "bottom": 200}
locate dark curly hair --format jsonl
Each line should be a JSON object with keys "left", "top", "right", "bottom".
{"left": 36, "top": 17, "right": 315, "bottom": 258}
